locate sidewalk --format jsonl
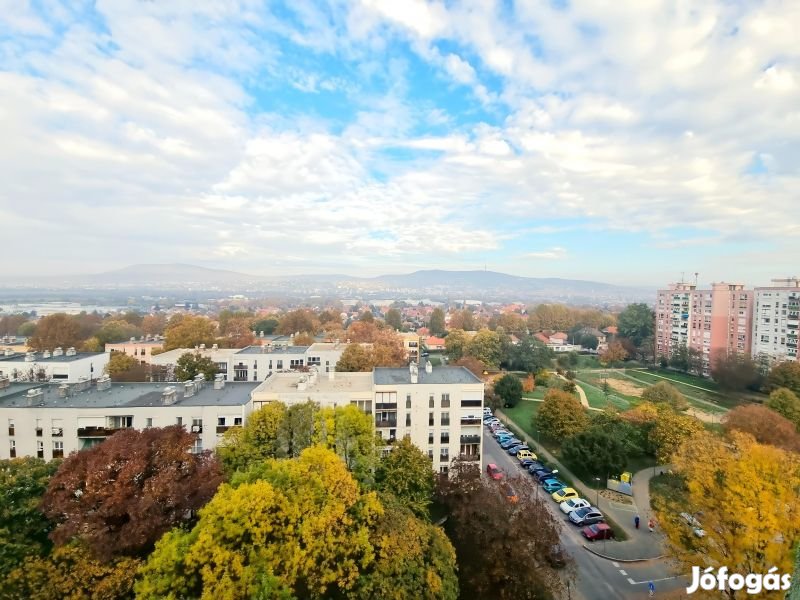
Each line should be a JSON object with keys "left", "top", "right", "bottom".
{"left": 497, "top": 409, "right": 668, "bottom": 561}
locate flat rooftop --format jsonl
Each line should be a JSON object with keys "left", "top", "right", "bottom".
{"left": 236, "top": 345, "right": 309, "bottom": 355}
{"left": 253, "top": 371, "right": 373, "bottom": 394}
{"left": 373, "top": 366, "right": 481, "bottom": 385}
{"left": 0, "top": 351, "right": 105, "bottom": 363}
{"left": 0, "top": 381, "right": 259, "bottom": 409}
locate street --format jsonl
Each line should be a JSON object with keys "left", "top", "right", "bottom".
{"left": 482, "top": 429, "right": 688, "bottom": 600}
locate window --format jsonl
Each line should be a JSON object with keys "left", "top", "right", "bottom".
{"left": 427, "top": 449, "right": 434, "bottom": 460}
{"left": 276, "top": 360, "right": 283, "bottom": 369}
{"left": 218, "top": 417, "right": 226, "bottom": 426}
{"left": 191, "top": 418, "right": 203, "bottom": 434}
{"left": 429, "top": 394, "right": 435, "bottom": 408}
{"left": 440, "top": 448, "right": 449, "bottom": 462}
{"left": 428, "top": 412, "right": 434, "bottom": 426}
{"left": 9, "top": 440, "right": 15, "bottom": 458}
{"left": 441, "top": 393, "right": 450, "bottom": 408}
{"left": 428, "top": 431, "right": 434, "bottom": 444}
{"left": 234, "top": 417, "right": 243, "bottom": 426}
{"left": 406, "top": 413, "right": 411, "bottom": 427}
{"left": 7, "top": 419, "right": 14, "bottom": 436}
{"left": 351, "top": 400, "right": 373, "bottom": 414}
{"left": 176, "top": 416, "right": 183, "bottom": 426}
{"left": 51, "top": 419, "right": 63, "bottom": 437}
{"left": 37, "top": 441, "right": 44, "bottom": 459}
{"left": 289, "top": 359, "right": 304, "bottom": 368}
{"left": 439, "top": 466, "right": 449, "bottom": 475}
{"left": 146, "top": 418, "right": 153, "bottom": 428}
{"left": 375, "top": 392, "right": 398, "bottom": 403}
{"left": 52, "top": 441, "right": 64, "bottom": 459}
{"left": 406, "top": 394, "right": 411, "bottom": 409}
{"left": 191, "top": 438, "right": 203, "bottom": 454}
{"left": 35, "top": 418, "right": 42, "bottom": 436}
{"left": 308, "top": 356, "right": 321, "bottom": 366}
{"left": 441, "top": 412, "right": 450, "bottom": 426}
{"left": 440, "top": 430, "right": 449, "bottom": 444}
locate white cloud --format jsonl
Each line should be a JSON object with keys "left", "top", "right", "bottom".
{"left": 524, "top": 247, "right": 567, "bottom": 260}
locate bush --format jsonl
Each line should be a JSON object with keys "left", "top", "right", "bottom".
{"left": 494, "top": 374, "right": 523, "bottom": 408}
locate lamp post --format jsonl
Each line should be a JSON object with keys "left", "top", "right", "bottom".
{"left": 594, "top": 476, "right": 601, "bottom": 507}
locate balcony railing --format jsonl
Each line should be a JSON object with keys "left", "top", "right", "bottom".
{"left": 51, "top": 428, "right": 63, "bottom": 437}
{"left": 375, "top": 419, "right": 397, "bottom": 428}
{"left": 216, "top": 425, "right": 241, "bottom": 434}
{"left": 460, "top": 435, "right": 481, "bottom": 444}
{"left": 460, "top": 418, "right": 482, "bottom": 426}
{"left": 459, "top": 453, "right": 480, "bottom": 462}
{"left": 77, "top": 426, "right": 119, "bottom": 438}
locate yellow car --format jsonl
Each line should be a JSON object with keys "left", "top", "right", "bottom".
{"left": 551, "top": 487, "right": 580, "bottom": 503}
{"left": 516, "top": 449, "right": 537, "bottom": 462}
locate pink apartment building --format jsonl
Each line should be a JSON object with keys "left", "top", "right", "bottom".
{"left": 105, "top": 338, "right": 164, "bottom": 364}
{"left": 656, "top": 282, "right": 752, "bottom": 376}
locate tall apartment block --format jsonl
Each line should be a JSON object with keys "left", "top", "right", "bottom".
{"left": 752, "top": 278, "right": 800, "bottom": 365}
{"left": 656, "top": 282, "right": 753, "bottom": 375}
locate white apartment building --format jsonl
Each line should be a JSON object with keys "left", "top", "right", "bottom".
{"left": 150, "top": 343, "right": 345, "bottom": 382}
{"left": 252, "top": 361, "right": 484, "bottom": 474}
{"left": 105, "top": 337, "right": 165, "bottom": 364}
{"left": 752, "top": 278, "right": 800, "bottom": 366}
{"left": 0, "top": 348, "right": 109, "bottom": 383}
{"left": 0, "top": 376, "right": 260, "bottom": 460}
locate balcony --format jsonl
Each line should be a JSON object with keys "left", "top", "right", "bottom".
{"left": 459, "top": 453, "right": 480, "bottom": 462}
{"left": 461, "top": 399, "right": 482, "bottom": 407}
{"left": 460, "top": 434, "right": 481, "bottom": 444}
{"left": 77, "top": 426, "right": 119, "bottom": 438}
{"left": 51, "top": 428, "right": 63, "bottom": 438}
{"left": 375, "top": 419, "right": 398, "bottom": 429}
{"left": 460, "top": 417, "right": 482, "bottom": 426}
{"left": 216, "top": 425, "right": 240, "bottom": 434}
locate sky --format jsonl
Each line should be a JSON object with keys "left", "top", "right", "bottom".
{"left": 0, "top": 0, "right": 798, "bottom": 287}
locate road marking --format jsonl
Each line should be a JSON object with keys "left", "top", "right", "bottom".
{"left": 627, "top": 576, "right": 679, "bottom": 585}
{"left": 627, "top": 578, "right": 636, "bottom": 585}
{"left": 612, "top": 562, "right": 620, "bottom": 568}
{"left": 619, "top": 569, "right": 627, "bottom": 576}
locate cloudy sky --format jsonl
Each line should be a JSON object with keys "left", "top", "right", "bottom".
{"left": 1, "top": 1, "right": 798, "bottom": 286}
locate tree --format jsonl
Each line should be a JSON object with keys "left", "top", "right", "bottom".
{"left": 141, "top": 313, "right": 167, "bottom": 336}
{"left": 722, "top": 404, "right": 800, "bottom": 452}
{"left": 278, "top": 401, "right": 321, "bottom": 458}
{"left": 494, "top": 374, "right": 523, "bottom": 408}
{"left": 617, "top": 303, "right": 655, "bottom": 347}
{"left": 223, "top": 316, "right": 257, "bottom": 347}
{"left": 95, "top": 319, "right": 141, "bottom": 345}
{"left": 767, "top": 361, "right": 800, "bottom": 396}
{"left": 17, "top": 320, "right": 36, "bottom": 336}
{"left": 217, "top": 402, "right": 288, "bottom": 474}
{"left": 336, "top": 344, "right": 374, "bottom": 372}
{"left": 385, "top": 308, "right": 402, "bottom": 331}
{"left": 0, "top": 314, "right": 28, "bottom": 335}
{"left": 766, "top": 387, "right": 800, "bottom": 429}
{"left": 358, "top": 309, "right": 375, "bottom": 323}
{"left": 454, "top": 356, "right": 486, "bottom": 379}
{"left": 5, "top": 544, "right": 140, "bottom": 600}
{"left": 346, "top": 320, "right": 380, "bottom": 343}
{"left": 292, "top": 332, "right": 315, "bottom": 346}
{"left": 449, "top": 309, "right": 476, "bottom": 331}
{"left": 436, "top": 461, "right": 568, "bottom": 600}
{"left": 444, "top": 330, "right": 467, "bottom": 361}
{"left": 137, "top": 446, "right": 385, "bottom": 599}
{"left": 577, "top": 333, "right": 599, "bottom": 350}
{"left": 658, "top": 431, "right": 800, "bottom": 598}
{"left": 316, "top": 404, "right": 378, "bottom": 483}
{"left": 0, "top": 457, "right": 60, "bottom": 578}
{"left": 522, "top": 373, "right": 535, "bottom": 393}
{"left": 375, "top": 437, "right": 435, "bottom": 519}
{"left": 428, "top": 308, "right": 446, "bottom": 337}
{"left": 506, "top": 336, "right": 553, "bottom": 373}
{"left": 163, "top": 315, "right": 216, "bottom": 350}
{"left": 252, "top": 317, "right": 279, "bottom": 335}
{"left": 669, "top": 343, "right": 690, "bottom": 372}
{"left": 536, "top": 389, "right": 590, "bottom": 440}
{"left": 218, "top": 309, "right": 254, "bottom": 336}
{"left": 646, "top": 404, "right": 704, "bottom": 463}
{"left": 175, "top": 352, "right": 219, "bottom": 381}
{"left": 490, "top": 313, "right": 527, "bottom": 336}
{"left": 371, "top": 330, "right": 407, "bottom": 367}
{"left": 41, "top": 426, "right": 222, "bottom": 558}
{"left": 27, "top": 313, "right": 82, "bottom": 351}
{"left": 562, "top": 427, "right": 628, "bottom": 478}
{"left": 465, "top": 329, "right": 503, "bottom": 368}
{"left": 277, "top": 309, "right": 319, "bottom": 335}
{"left": 711, "top": 352, "right": 763, "bottom": 391}
{"left": 105, "top": 352, "right": 139, "bottom": 378}
{"left": 562, "top": 379, "right": 577, "bottom": 394}
{"left": 599, "top": 340, "right": 628, "bottom": 366}
{"left": 687, "top": 347, "right": 703, "bottom": 375}
{"left": 640, "top": 381, "right": 689, "bottom": 411}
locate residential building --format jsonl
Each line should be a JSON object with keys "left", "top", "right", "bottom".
{"left": 424, "top": 336, "right": 446, "bottom": 351}
{"left": 398, "top": 332, "right": 421, "bottom": 362}
{"left": 533, "top": 331, "right": 581, "bottom": 353}
{"left": 0, "top": 376, "right": 259, "bottom": 460}
{"left": 0, "top": 348, "right": 108, "bottom": 383}
{"left": 105, "top": 337, "right": 164, "bottom": 364}
{"left": 752, "top": 278, "right": 800, "bottom": 366}
{"left": 656, "top": 282, "right": 753, "bottom": 375}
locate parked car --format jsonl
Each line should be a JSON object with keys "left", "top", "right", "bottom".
{"left": 560, "top": 498, "right": 591, "bottom": 514}
{"left": 546, "top": 544, "right": 567, "bottom": 569}
{"left": 569, "top": 507, "right": 604, "bottom": 526}
{"left": 500, "top": 439, "right": 523, "bottom": 449}
{"left": 526, "top": 462, "right": 545, "bottom": 473}
{"left": 542, "top": 479, "right": 567, "bottom": 493}
{"left": 533, "top": 469, "right": 554, "bottom": 482}
{"left": 501, "top": 483, "right": 519, "bottom": 503}
{"left": 551, "top": 487, "right": 580, "bottom": 503}
{"left": 507, "top": 444, "right": 529, "bottom": 455}
{"left": 517, "top": 449, "right": 537, "bottom": 462}
{"left": 582, "top": 523, "right": 615, "bottom": 541}
{"left": 519, "top": 458, "right": 537, "bottom": 469}
{"left": 486, "top": 463, "right": 503, "bottom": 480}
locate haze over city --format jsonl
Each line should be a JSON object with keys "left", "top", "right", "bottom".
{"left": 2, "top": 1, "right": 799, "bottom": 286}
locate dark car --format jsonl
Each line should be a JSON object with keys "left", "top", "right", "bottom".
{"left": 582, "top": 523, "right": 615, "bottom": 541}
{"left": 533, "top": 469, "right": 554, "bottom": 482}
{"left": 519, "top": 458, "right": 537, "bottom": 469}
{"left": 500, "top": 439, "right": 522, "bottom": 450}
{"left": 526, "top": 462, "right": 545, "bottom": 473}
{"left": 569, "top": 506, "right": 604, "bottom": 526}
{"left": 507, "top": 444, "right": 529, "bottom": 455}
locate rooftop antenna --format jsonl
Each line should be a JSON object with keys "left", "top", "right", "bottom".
{"left": 694, "top": 272, "right": 699, "bottom": 286}
{"left": 680, "top": 271, "right": 685, "bottom": 283}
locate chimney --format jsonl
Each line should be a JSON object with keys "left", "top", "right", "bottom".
{"left": 214, "top": 374, "right": 225, "bottom": 390}
{"left": 65, "top": 347, "right": 76, "bottom": 356}
{"left": 425, "top": 361, "right": 433, "bottom": 374}
{"left": 24, "top": 352, "right": 35, "bottom": 362}
{"left": 162, "top": 386, "right": 177, "bottom": 405}
{"left": 194, "top": 373, "right": 205, "bottom": 392}
{"left": 184, "top": 380, "right": 195, "bottom": 398}
{"left": 130, "top": 337, "right": 136, "bottom": 342}
{"left": 26, "top": 388, "right": 44, "bottom": 406}
{"left": 96, "top": 375, "right": 111, "bottom": 391}
{"left": 199, "top": 343, "right": 206, "bottom": 350}
{"left": 58, "top": 383, "right": 69, "bottom": 397}
{"left": 297, "top": 376, "right": 307, "bottom": 391}
{"left": 53, "top": 347, "right": 63, "bottom": 357}
{"left": 212, "top": 343, "right": 218, "bottom": 350}
{"left": 42, "top": 350, "right": 51, "bottom": 359}
{"left": 409, "top": 362, "right": 418, "bottom": 384}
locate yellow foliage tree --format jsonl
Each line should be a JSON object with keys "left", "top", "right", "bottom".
{"left": 657, "top": 431, "right": 800, "bottom": 598}
{"left": 522, "top": 373, "right": 535, "bottom": 393}
{"left": 217, "top": 402, "right": 287, "bottom": 473}
{"left": 163, "top": 315, "right": 217, "bottom": 350}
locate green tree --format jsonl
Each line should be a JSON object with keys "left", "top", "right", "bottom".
{"left": 669, "top": 344, "right": 690, "bottom": 372}
{"left": 163, "top": 315, "right": 216, "bottom": 350}
{"left": 640, "top": 381, "right": 689, "bottom": 411}
{"left": 0, "top": 457, "right": 60, "bottom": 578}
{"left": 617, "top": 303, "right": 655, "bottom": 347}
{"left": 375, "top": 437, "right": 435, "bottom": 519}
{"left": 217, "top": 402, "right": 288, "bottom": 474}
{"left": 316, "top": 404, "right": 378, "bottom": 483}
{"left": 536, "top": 389, "right": 590, "bottom": 440}
{"left": 493, "top": 374, "right": 523, "bottom": 408}
{"left": 252, "top": 317, "right": 279, "bottom": 335}
{"left": 175, "top": 352, "right": 219, "bottom": 381}
{"left": 766, "top": 387, "right": 800, "bottom": 429}
{"left": 336, "top": 343, "right": 374, "bottom": 372}
{"left": 767, "top": 361, "right": 800, "bottom": 396}
{"left": 105, "top": 351, "right": 139, "bottom": 378}
{"left": 95, "top": 319, "right": 142, "bottom": 345}
{"left": 506, "top": 336, "right": 554, "bottom": 373}
{"left": 428, "top": 308, "right": 446, "bottom": 337}
{"left": 27, "top": 313, "right": 82, "bottom": 351}
{"left": 385, "top": 308, "right": 403, "bottom": 331}
{"left": 278, "top": 401, "right": 320, "bottom": 458}
{"left": 465, "top": 329, "right": 502, "bottom": 367}
{"left": 562, "top": 428, "right": 628, "bottom": 478}
{"left": 17, "top": 320, "right": 37, "bottom": 337}
{"left": 578, "top": 333, "right": 599, "bottom": 350}
{"left": 444, "top": 329, "right": 467, "bottom": 361}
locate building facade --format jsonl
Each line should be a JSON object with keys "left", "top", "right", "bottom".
{"left": 0, "top": 348, "right": 109, "bottom": 383}
{"left": 105, "top": 338, "right": 165, "bottom": 364}
{"left": 752, "top": 278, "right": 800, "bottom": 366}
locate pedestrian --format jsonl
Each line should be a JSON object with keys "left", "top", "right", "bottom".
{"left": 635, "top": 514, "right": 640, "bottom": 529}
{"left": 648, "top": 518, "right": 655, "bottom": 533}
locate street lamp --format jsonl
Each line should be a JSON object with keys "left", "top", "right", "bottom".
{"left": 593, "top": 476, "right": 601, "bottom": 506}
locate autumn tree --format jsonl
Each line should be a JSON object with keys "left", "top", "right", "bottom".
{"left": 454, "top": 356, "right": 486, "bottom": 379}
{"left": 5, "top": 544, "right": 140, "bottom": 600}
{"left": 658, "top": 431, "right": 800, "bottom": 598}
{"left": 536, "top": 388, "right": 590, "bottom": 440}
{"left": 105, "top": 351, "right": 139, "bottom": 378}
{"left": 494, "top": 374, "right": 523, "bottom": 408}
{"left": 599, "top": 340, "right": 628, "bottom": 366}
{"left": 41, "top": 426, "right": 222, "bottom": 558}
{"left": 722, "top": 404, "right": 800, "bottom": 452}
{"left": 489, "top": 312, "right": 527, "bottom": 336}
{"left": 95, "top": 319, "right": 141, "bottom": 344}
{"left": 428, "top": 308, "right": 446, "bottom": 336}
{"left": 711, "top": 351, "right": 763, "bottom": 391}
{"left": 641, "top": 381, "right": 689, "bottom": 411}
{"left": 222, "top": 316, "right": 256, "bottom": 348}
{"left": 336, "top": 344, "right": 374, "bottom": 372}
{"left": 527, "top": 303, "right": 575, "bottom": 332}
{"left": 767, "top": 361, "right": 800, "bottom": 396}
{"left": 27, "top": 313, "right": 82, "bottom": 351}
{"left": 217, "top": 402, "right": 287, "bottom": 474}
{"left": 358, "top": 309, "right": 375, "bottom": 322}
{"left": 141, "top": 313, "right": 167, "bottom": 336}
{"left": 449, "top": 309, "right": 477, "bottom": 331}
{"left": 522, "top": 373, "right": 535, "bottom": 393}
{"left": 174, "top": 352, "right": 218, "bottom": 381}
{"left": 385, "top": 308, "right": 403, "bottom": 331}
{"left": 163, "top": 315, "right": 216, "bottom": 350}
{"left": 444, "top": 329, "right": 468, "bottom": 361}
{"left": 292, "top": 332, "right": 315, "bottom": 346}
{"left": 0, "top": 457, "right": 60, "bottom": 578}
{"left": 277, "top": 309, "right": 320, "bottom": 335}
{"left": 0, "top": 314, "right": 28, "bottom": 335}
{"left": 346, "top": 319, "right": 380, "bottom": 343}
{"left": 375, "top": 438, "right": 434, "bottom": 519}
{"left": 621, "top": 402, "right": 704, "bottom": 463}
{"left": 766, "top": 387, "right": 800, "bottom": 429}
{"left": 562, "top": 428, "right": 628, "bottom": 479}
{"left": 436, "top": 461, "right": 569, "bottom": 600}
{"left": 465, "top": 329, "right": 503, "bottom": 367}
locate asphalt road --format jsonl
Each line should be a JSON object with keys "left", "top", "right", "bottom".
{"left": 482, "top": 429, "right": 688, "bottom": 600}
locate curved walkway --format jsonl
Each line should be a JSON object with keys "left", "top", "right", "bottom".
{"left": 555, "top": 373, "right": 590, "bottom": 408}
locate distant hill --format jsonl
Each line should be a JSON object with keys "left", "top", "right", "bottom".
{"left": 85, "top": 264, "right": 262, "bottom": 285}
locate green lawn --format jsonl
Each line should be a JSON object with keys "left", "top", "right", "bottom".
{"left": 522, "top": 386, "right": 548, "bottom": 400}
{"left": 577, "top": 379, "right": 632, "bottom": 410}
{"left": 624, "top": 369, "right": 738, "bottom": 410}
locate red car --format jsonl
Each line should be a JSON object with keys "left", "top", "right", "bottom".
{"left": 486, "top": 463, "right": 503, "bottom": 480}
{"left": 582, "top": 523, "right": 615, "bottom": 541}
